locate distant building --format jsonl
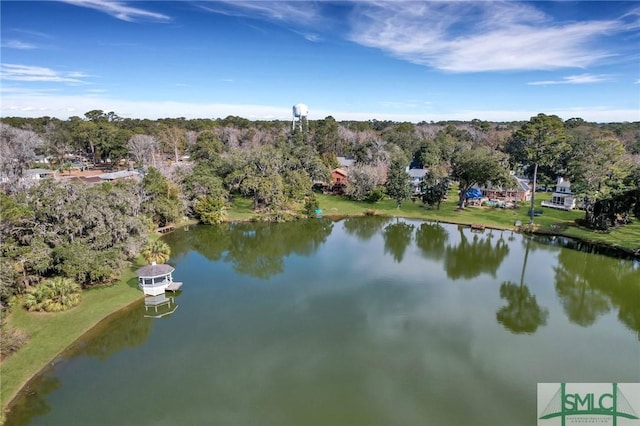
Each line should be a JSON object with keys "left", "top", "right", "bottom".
{"left": 480, "top": 175, "right": 531, "bottom": 203}
{"left": 99, "top": 170, "right": 141, "bottom": 181}
{"left": 541, "top": 177, "right": 576, "bottom": 210}
{"left": 406, "top": 167, "right": 428, "bottom": 194}
{"left": 331, "top": 168, "right": 348, "bottom": 186}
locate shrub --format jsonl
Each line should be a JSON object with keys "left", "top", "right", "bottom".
{"left": 0, "top": 311, "right": 29, "bottom": 359}
{"left": 366, "top": 188, "right": 385, "bottom": 203}
{"left": 23, "top": 277, "right": 82, "bottom": 312}
{"left": 304, "top": 196, "right": 319, "bottom": 217}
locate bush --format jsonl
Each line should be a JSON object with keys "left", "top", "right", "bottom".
{"left": 23, "top": 277, "right": 82, "bottom": 312}
{"left": 0, "top": 324, "right": 29, "bottom": 360}
{"left": 0, "top": 310, "right": 29, "bottom": 360}
{"left": 366, "top": 188, "right": 385, "bottom": 203}
{"left": 304, "top": 196, "right": 319, "bottom": 217}
{"left": 194, "top": 195, "right": 226, "bottom": 225}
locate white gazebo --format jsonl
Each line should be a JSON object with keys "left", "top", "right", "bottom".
{"left": 136, "top": 263, "right": 182, "bottom": 296}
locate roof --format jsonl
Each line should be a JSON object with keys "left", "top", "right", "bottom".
{"left": 408, "top": 168, "right": 428, "bottom": 179}
{"left": 332, "top": 168, "right": 348, "bottom": 176}
{"left": 336, "top": 157, "right": 355, "bottom": 168}
{"left": 514, "top": 177, "right": 530, "bottom": 192}
{"left": 136, "top": 263, "right": 174, "bottom": 277}
{"left": 26, "top": 168, "right": 55, "bottom": 175}
{"left": 99, "top": 170, "right": 140, "bottom": 180}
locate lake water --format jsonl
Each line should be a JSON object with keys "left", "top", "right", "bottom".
{"left": 5, "top": 218, "right": 640, "bottom": 425}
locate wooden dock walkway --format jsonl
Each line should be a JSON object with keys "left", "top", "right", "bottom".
{"left": 156, "top": 225, "right": 175, "bottom": 234}
{"left": 166, "top": 281, "right": 183, "bottom": 292}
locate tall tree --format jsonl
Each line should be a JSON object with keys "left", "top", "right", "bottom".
{"left": 567, "top": 136, "right": 631, "bottom": 207}
{"left": 385, "top": 156, "right": 412, "bottom": 208}
{"left": 0, "top": 124, "right": 43, "bottom": 191}
{"left": 507, "top": 114, "right": 569, "bottom": 224}
{"left": 127, "top": 134, "right": 157, "bottom": 167}
{"left": 450, "top": 147, "right": 509, "bottom": 209}
{"left": 159, "top": 126, "right": 186, "bottom": 163}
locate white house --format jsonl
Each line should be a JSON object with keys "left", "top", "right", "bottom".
{"left": 541, "top": 177, "right": 576, "bottom": 210}
{"left": 406, "top": 167, "right": 428, "bottom": 194}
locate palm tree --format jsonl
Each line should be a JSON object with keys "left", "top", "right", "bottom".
{"left": 141, "top": 240, "right": 171, "bottom": 264}
{"left": 23, "top": 277, "right": 82, "bottom": 312}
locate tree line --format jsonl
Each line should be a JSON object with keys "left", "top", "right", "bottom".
{"left": 1, "top": 111, "right": 639, "bottom": 308}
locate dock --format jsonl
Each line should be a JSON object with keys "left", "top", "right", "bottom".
{"left": 156, "top": 225, "right": 175, "bottom": 234}
{"left": 166, "top": 281, "right": 183, "bottom": 292}
{"left": 470, "top": 224, "right": 485, "bottom": 232}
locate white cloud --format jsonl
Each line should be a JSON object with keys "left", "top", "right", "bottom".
{"left": 348, "top": 2, "right": 620, "bottom": 72}
{"left": 0, "top": 64, "right": 90, "bottom": 84}
{"left": 528, "top": 73, "right": 611, "bottom": 85}
{"left": 199, "top": 1, "right": 321, "bottom": 26}
{"left": 1, "top": 40, "right": 38, "bottom": 49}
{"left": 58, "top": 0, "right": 170, "bottom": 22}
{"left": 1, "top": 91, "right": 638, "bottom": 123}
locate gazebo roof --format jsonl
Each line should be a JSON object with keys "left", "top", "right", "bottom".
{"left": 136, "top": 263, "right": 174, "bottom": 278}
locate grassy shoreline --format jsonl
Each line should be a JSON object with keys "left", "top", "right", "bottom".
{"left": 2, "top": 191, "right": 638, "bottom": 419}
{"left": 309, "top": 192, "right": 639, "bottom": 256}
{"left": 0, "top": 259, "right": 145, "bottom": 417}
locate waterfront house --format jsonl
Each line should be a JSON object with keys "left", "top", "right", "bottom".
{"left": 541, "top": 177, "right": 576, "bottom": 210}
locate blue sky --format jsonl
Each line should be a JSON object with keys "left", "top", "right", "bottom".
{"left": 1, "top": 1, "right": 639, "bottom": 122}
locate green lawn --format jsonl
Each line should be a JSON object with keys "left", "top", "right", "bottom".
{"left": 225, "top": 196, "right": 255, "bottom": 221}
{"left": 1, "top": 260, "right": 145, "bottom": 414}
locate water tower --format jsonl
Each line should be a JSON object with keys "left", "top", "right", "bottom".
{"left": 292, "top": 103, "right": 309, "bottom": 132}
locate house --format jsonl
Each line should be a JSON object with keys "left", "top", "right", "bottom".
{"left": 541, "top": 177, "right": 576, "bottom": 210}
{"left": 407, "top": 167, "right": 428, "bottom": 194}
{"left": 479, "top": 174, "right": 531, "bottom": 203}
{"left": 331, "top": 168, "right": 348, "bottom": 186}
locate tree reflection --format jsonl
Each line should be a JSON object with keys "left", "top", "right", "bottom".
{"left": 70, "top": 301, "right": 153, "bottom": 360}
{"left": 224, "top": 219, "right": 333, "bottom": 279}
{"left": 4, "top": 372, "right": 60, "bottom": 426}
{"left": 164, "top": 220, "right": 333, "bottom": 280}
{"left": 554, "top": 248, "right": 639, "bottom": 336}
{"left": 382, "top": 221, "right": 415, "bottom": 263}
{"left": 343, "top": 216, "right": 391, "bottom": 241}
{"left": 415, "top": 222, "right": 449, "bottom": 261}
{"left": 444, "top": 226, "right": 509, "bottom": 280}
{"left": 496, "top": 239, "right": 548, "bottom": 334}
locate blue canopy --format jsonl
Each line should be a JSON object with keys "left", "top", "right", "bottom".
{"left": 465, "top": 188, "right": 482, "bottom": 199}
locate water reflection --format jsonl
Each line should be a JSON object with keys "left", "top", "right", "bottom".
{"left": 165, "top": 219, "right": 334, "bottom": 279}
{"left": 415, "top": 222, "right": 449, "bottom": 261}
{"left": 444, "top": 225, "right": 509, "bottom": 280}
{"left": 5, "top": 218, "right": 639, "bottom": 426}
{"left": 5, "top": 302, "right": 152, "bottom": 426}
{"left": 554, "top": 248, "right": 640, "bottom": 338}
{"left": 343, "top": 216, "right": 391, "bottom": 241}
{"left": 382, "top": 221, "right": 415, "bottom": 263}
{"left": 69, "top": 300, "right": 153, "bottom": 360}
{"left": 497, "top": 239, "right": 549, "bottom": 334}
{"left": 4, "top": 374, "right": 60, "bottom": 426}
